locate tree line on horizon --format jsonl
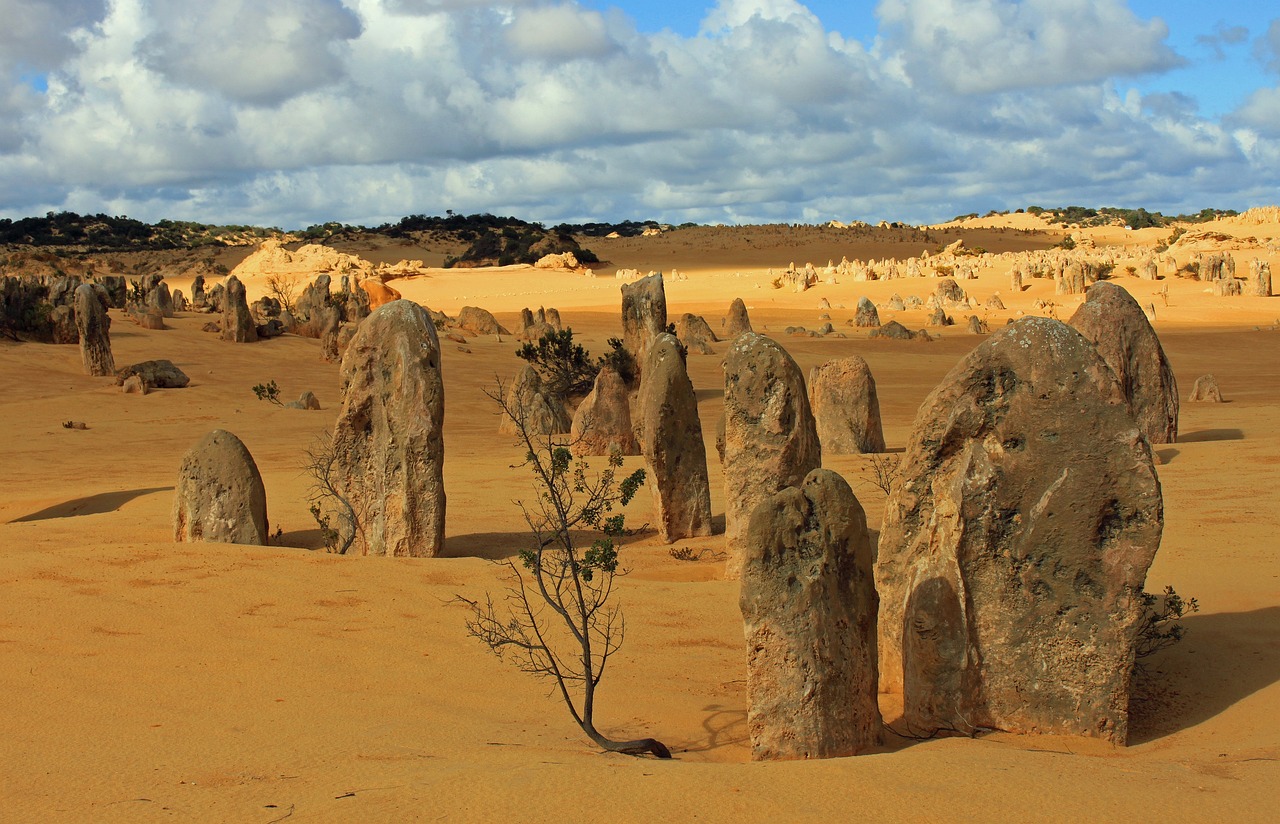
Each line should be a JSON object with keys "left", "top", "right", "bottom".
{"left": 0, "top": 204, "right": 1245, "bottom": 254}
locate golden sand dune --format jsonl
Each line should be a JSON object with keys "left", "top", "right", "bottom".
{"left": 1, "top": 221, "right": 1278, "bottom": 821}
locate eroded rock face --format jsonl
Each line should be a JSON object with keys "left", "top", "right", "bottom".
{"left": 457, "top": 306, "right": 511, "bottom": 337}
{"left": 808, "top": 356, "right": 885, "bottom": 454}
{"left": 333, "top": 300, "right": 445, "bottom": 557}
{"left": 498, "top": 364, "right": 571, "bottom": 437}
{"left": 221, "top": 276, "right": 258, "bottom": 343}
{"left": 173, "top": 429, "right": 268, "bottom": 545}
{"left": 74, "top": 284, "right": 114, "bottom": 376}
{"left": 115, "top": 359, "right": 189, "bottom": 389}
{"left": 1188, "top": 374, "right": 1224, "bottom": 402}
{"left": 742, "top": 468, "right": 881, "bottom": 760}
{"left": 1250, "top": 259, "right": 1272, "bottom": 297}
{"left": 570, "top": 365, "right": 640, "bottom": 457}
{"left": 875, "top": 317, "right": 1162, "bottom": 744}
{"left": 638, "top": 333, "right": 713, "bottom": 541}
{"left": 620, "top": 272, "right": 667, "bottom": 367}
{"left": 673, "top": 312, "right": 718, "bottom": 354}
{"left": 854, "top": 296, "right": 880, "bottom": 328}
{"left": 1069, "top": 281, "right": 1178, "bottom": 444}
{"left": 722, "top": 333, "right": 821, "bottom": 579}
{"left": 724, "top": 297, "right": 753, "bottom": 339}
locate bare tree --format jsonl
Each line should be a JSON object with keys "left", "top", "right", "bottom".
{"left": 265, "top": 273, "right": 300, "bottom": 316}
{"left": 462, "top": 380, "right": 671, "bottom": 758}
{"left": 861, "top": 452, "right": 900, "bottom": 497}
{"left": 303, "top": 433, "right": 361, "bottom": 555}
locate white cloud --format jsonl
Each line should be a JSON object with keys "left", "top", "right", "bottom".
{"left": 141, "top": 0, "right": 362, "bottom": 105}
{"left": 505, "top": 4, "right": 616, "bottom": 60}
{"left": 874, "top": 0, "right": 1183, "bottom": 94}
{"left": 0, "top": 0, "right": 1274, "bottom": 227}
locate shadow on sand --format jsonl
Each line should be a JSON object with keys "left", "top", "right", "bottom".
{"left": 1128, "top": 606, "right": 1280, "bottom": 745}
{"left": 11, "top": 487, "right": 173, "bottom": 522}
{"left": 1177, "top": 428, "right": 1244, "bottom": 443}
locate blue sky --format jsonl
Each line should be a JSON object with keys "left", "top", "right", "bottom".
{"left": 0, "top": 1, "right": 1277, "bottom": 228}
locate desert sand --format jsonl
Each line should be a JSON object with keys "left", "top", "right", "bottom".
{"left": 2, "top": 214, "right": 1278, "bottom": 821}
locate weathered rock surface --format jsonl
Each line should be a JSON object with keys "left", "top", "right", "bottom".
{"left": 570, "top": 365, "right": 640, "bottom": 456}
{"left": 724, "top": 297, "right": 753, "bottom": 339}
{"left": 808, "top": 356, "right": 886, "bottom": 454}
{"left": 49, "top": 304, "right": 78, "bottom": 344}
{"left": 498, "top": 364, "right": 571, "bottom": 437}
{"left": 854, "top": 296, "right": 880, "bottom": 328}
{"left": 637, "top": 333, "right": 713, "bottom": 541}
{"left": 361, "top": 279, "right": 401, "bottom": 311}
{"left": 875, "top": 317, "right": 1162, "bottom": 744}
{"left": 870, "top": 320, "right": 921, "bottom": 340}
{"left": 333, "top": 300, "right": 446, "bottom": 557}
{"left": 74, "top": 284, "right": 114, "bottom": 376}
{"left": 620, "top": 272, "right": 667, "bottom": 367}
{"left": 458, "top": 306, "right": 511, "bottom": 337}
{"left": 1069, "top": 281, "right": 1179, "bottom": 444}
{"left": 221, "top": 276, "right": 258, "bottom": 343}
{"left": 673, "top": 312, "right": 718, "bottom": 354}
{"left": 115, "top": 359, "right": 189, "bottom": 389}
{"left": 722, "top": 333, "right": 821, "bottom": 579}
{"left": 1249, "top": 259, "right": 1272, "bottom": 297}
{"left": 742, "top": 468, "right": 881, "bottom": 760}
{"left": 318, "top": 305, "right": 342, "bottom": 363}
{"left": 1188, "top": 374, "right": 1224, "bottom": 402}
{"left": 173, "top": 429, "right": 268, "bottom": 545}
{"left": 286, "top": 391, "right": 322, "bottom": 410}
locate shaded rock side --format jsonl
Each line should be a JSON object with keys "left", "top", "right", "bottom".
{"left": 173, "top": 429, "right": 268, "bottom": 545}
{"left": 221, "top": 275, "right": 258, "bottom": 343}
{"left": 724, "top": 297, "right": 753, "bottom": 339}
{"left": 115, "top": 359, "right": 190, "bottom": 389}
{"left": 333, "top": 300, "right": 446, "bottom": 557}
{"left": 854, "top": 297, "right": 880, "bottom": 328}
{"left": 742, "top": 468, "right": 881, "bottom": 760}
{"left": 498, "top": 364, "right": 571, "bottom": 437}
{"left": 673, "top": 312, "right": 718, "bottom": 354}
{"left": 570, "top": 365, "right": 640, "bottom": 457}
{"left": 457, "top": 306, "right": 511, "bottom": 337}
{"left": 1187, "top": 374, "right": 1224, "bottom": 402}
{"left": 1069, "top": 281, "right": 1179, "bottom": 444}
{"left": 723, "top": 333, "right": 821, "bottom": 579}
{"left": 637, "top": 334, "right": 713, "bottom": 541}
{"left": 808, "top": 356, "right": 886, "bottom": 454}
{"left": 875, "top": 317, "right": 1162, "bottom": 744}
{"left": 620, "top": 272, "right": 667, "bottom": 367}
{"left": 74, "top": 283, "right": 114, "bottom": 376}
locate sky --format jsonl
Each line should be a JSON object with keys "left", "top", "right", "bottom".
{"left": 0, "top": 0, "right": 1277, "bottom": 229}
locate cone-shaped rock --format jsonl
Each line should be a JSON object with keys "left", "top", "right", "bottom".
{"left": 74, "top": 283, "right": 115, "bottom": 376}
{"left": 808, "top": 356, "right": 886, "bottom": 454}
{"left": 673, "top": 312, "right": 717, "bottom": 354}
{"left": 1069, "top": 281, "right": 1178, "bottom": 444}
{"left": 854, "top": 296, "right": 880, "bottom": 327}
{"left": 741, "top": 468, "right": 881, "bottom": 760}
{"left": 620, "top": 272, "right": 667, "bottom": 367}
{"left": 499, "top": 364, "right": 572, "bottom": 437}
{"left": 333, "top": 300, "right": 445, "bottom": 557}
{"left": 221, "top": 276, "right": 258, "bottom": 343}
{"left": 173, "top": 429, "right": 268, "bottom": 545}
{"left": 875, "top": 317, "right": 1162, "bottom": 744}
{"left": 723, "top": 333, "right": 821, "bottom": 578}
{"left": 570, "top": 365, "right": 640, "bottom": 456}
{"left": 724, "top": 297, "right": 753, "bottom": 339}
{"left": 638, "top": 333, "right": 713, "bottom": 541}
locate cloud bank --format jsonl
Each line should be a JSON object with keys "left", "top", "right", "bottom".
{"left": 0, "top": 0, "right": 1275, "bottom": 227}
